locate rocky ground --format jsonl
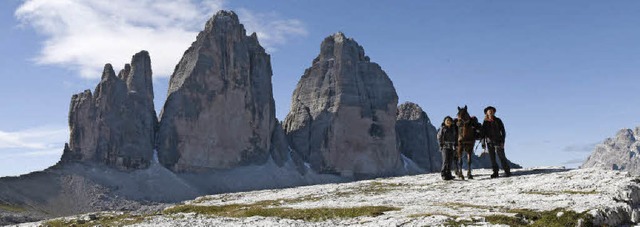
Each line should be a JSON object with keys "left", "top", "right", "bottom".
{"left": 13, "top": 167, "right": 640, "bottom": 226}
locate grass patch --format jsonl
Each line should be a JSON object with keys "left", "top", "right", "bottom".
{"left": 194, "top": 194, "right": 324, "bottom": 206}
{"left": 485, "top": 214, "right": 529, "bottom": 226}
{"left": 484, "top": 208, "right": 594, "bottom": 227}
{"left": 444, "top": 218, "right": 475, "bottom": 226}
{"left": 163, "top": 203, "right": 399, "bottom": 222}
{"left": 324, "top": 182, "right": 409, "bottom": 198}
{"left": 408, "top": 212, "right": 456, "bottom": 219}
{"left": 408, "top": 212, "right": 475, "bottom": 227}
{"left": 436, "top": 203, "right": 594, "bottom": 226}
{"left": 336, "top": 182, "right": 410, "bottom": 197}
{"left": 42, "top": 213, "right": 151, "bottom": 227}
{"left": 193, "top": 194, "right": 243, "bottom": 204}
{"left": 524, "top": 190, "right": 598, "bottom": 196}
{"left": 524, "top": 191, "right": 557, "bottom": 196}
{"left": 0, "top": 203, "right": 27, "bottom": 212}
{"left": 440, "top": 202, "right": 503, "bottom": 211}
{"left": 252, "top": 195, "right": 324, "bottom": 206}
{"left": 333, "top": 190, "right": 357, "bottom": 198}
{"left": 561, "top": 190, "right": 598, "bottom": 195}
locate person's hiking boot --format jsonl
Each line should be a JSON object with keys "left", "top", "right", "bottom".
{"left": 504, "top": 171, "right": 512, "bottom": 177}
{"left": 490, "top": 173, "right": 499, "bottom": 178}
{"left": 442, "top": 175, "right": 454, "bottom": 181}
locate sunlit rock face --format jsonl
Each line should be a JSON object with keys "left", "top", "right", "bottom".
{"left": 582, "top": 127, "right": 640, "bottom": 174}
{"left": 283, "top": 32, "right": 402, "bottom": 178}
{"left": 156, "top": 11, "right": 286, "bottom": 172}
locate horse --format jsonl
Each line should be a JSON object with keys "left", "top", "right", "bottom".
{"left": 455, "top": 105, "right": 482, "bottom": 180}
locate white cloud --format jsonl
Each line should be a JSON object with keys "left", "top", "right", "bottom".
{"left": 0, "top": 126, "right": 68, "bottom": 158}
{"left": 15, "top": 0, "right": 307, "bottom": 79}
{"left": 237, "top": 8, "right": 308, "bottom": 52}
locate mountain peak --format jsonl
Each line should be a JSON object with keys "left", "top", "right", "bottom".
{"left": 615, "top": 128, "right": 636, "bottom": 143}
{"left": 100, "top": 64, "right": 116, "bottom": 81}
{"left": 204, "top": 10, "right": 242, "bottom": 33}
{"left": 316, "top": 32, "right": 369, "bottom": 64}
{"left": 332, "top": 31, "right": 348, "bottom": 42}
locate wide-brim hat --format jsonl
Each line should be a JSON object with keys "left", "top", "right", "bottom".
{"left": 484, "top": 106, "right": 496, "bottom": 114}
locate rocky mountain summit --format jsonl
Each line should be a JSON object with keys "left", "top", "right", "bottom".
{"left": 156, "top": 11, "right": 289, "bottom": 172}
{"left": 396, "top": 102, "right": 441, "bottom": 172}
{"left": 582, "top": 126, "right": 640, "bottom": 174}
{"left": 283, "top": 32, "right": 404, "bottom": 178}
{"left": 16, "top": 167, "right": 640, "bottom": 226}
{"left": 60, "top": 51, "right": 157, "bottom": 170}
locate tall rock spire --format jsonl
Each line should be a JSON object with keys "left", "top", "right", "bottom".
{"left": 396, "top": 102, "right": 442, "bottom": 172}
{"left": 61, "top": 51, "right": 157, "bottom": 170}
{"left": 283, "top": 32, "right": 402, "bottom": 178}
{"left": 156, "top": 10, "right": 287, "bottom": 172}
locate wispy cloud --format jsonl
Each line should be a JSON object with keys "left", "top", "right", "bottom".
{"left": 562, "top": 142, "right": 598, "bottom": 153}
{"left": 0, "top": 126, "right": 68, "bottom": 158}
{"left": 15, "top": 0, "right": 307, "bottom": 79}
{"left": 236, "top": 8, "right": 308, "bottom": 52}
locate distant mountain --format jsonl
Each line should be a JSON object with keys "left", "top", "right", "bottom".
{"left": 582, "top": 127, "right": 640, "bottom": 173}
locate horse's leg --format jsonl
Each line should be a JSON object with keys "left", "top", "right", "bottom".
{"left": 456, "top": 145, "right": 465, "bottom": 180}
{"left": 466, "top": 147, "right": 473, "bottom": 179}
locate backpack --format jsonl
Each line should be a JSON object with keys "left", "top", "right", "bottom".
{"left": 470, "top": 116, "right": 484, "bottom": 140}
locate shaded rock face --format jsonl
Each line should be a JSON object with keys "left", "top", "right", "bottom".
{"left": 283, "top": 32, "right": 402, "bottom": 178}
{"left": 61, "top": 51, "right": 157, "bottom": 170}
{"left": 157, "top": 11, "right": 282, "bottom": 172}
{"left": 396, "top": 102, "right": 441, "bottom": 172}
{"left": 582, "top": 127, "right": 640, "bottom": 173}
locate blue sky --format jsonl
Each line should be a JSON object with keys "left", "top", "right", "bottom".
{"left": 1, "top": 0, "right": 639, "bottom": 177}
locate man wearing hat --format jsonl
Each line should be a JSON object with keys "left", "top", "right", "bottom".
{"left": 482, "top": 106, "right": 511, "bottom": 178}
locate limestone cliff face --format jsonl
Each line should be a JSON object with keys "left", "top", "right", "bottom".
{"left": 283, "top": 32, "right": 402, "bottom": 178}
{"left": 156, "top": 11, "right": 285, "bottom": 172}
{"left": 582, "top": 127, "right": 640, "bottom": 174}
{"left": 61, "top": 51, "right": 157, "bottom": 170}
{"left": 396, "top": 102, "right": 441, "bottom": 172}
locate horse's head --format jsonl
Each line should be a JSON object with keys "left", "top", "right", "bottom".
{"left": 457, "top": 105, "right": 470, "bottom": 123}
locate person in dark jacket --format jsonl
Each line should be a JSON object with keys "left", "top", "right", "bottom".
{"left": 482, "top": 106, "right": 511, "bottom": 178}
{"left": 437, "top": 116, "right": 457, "bottom": 180}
